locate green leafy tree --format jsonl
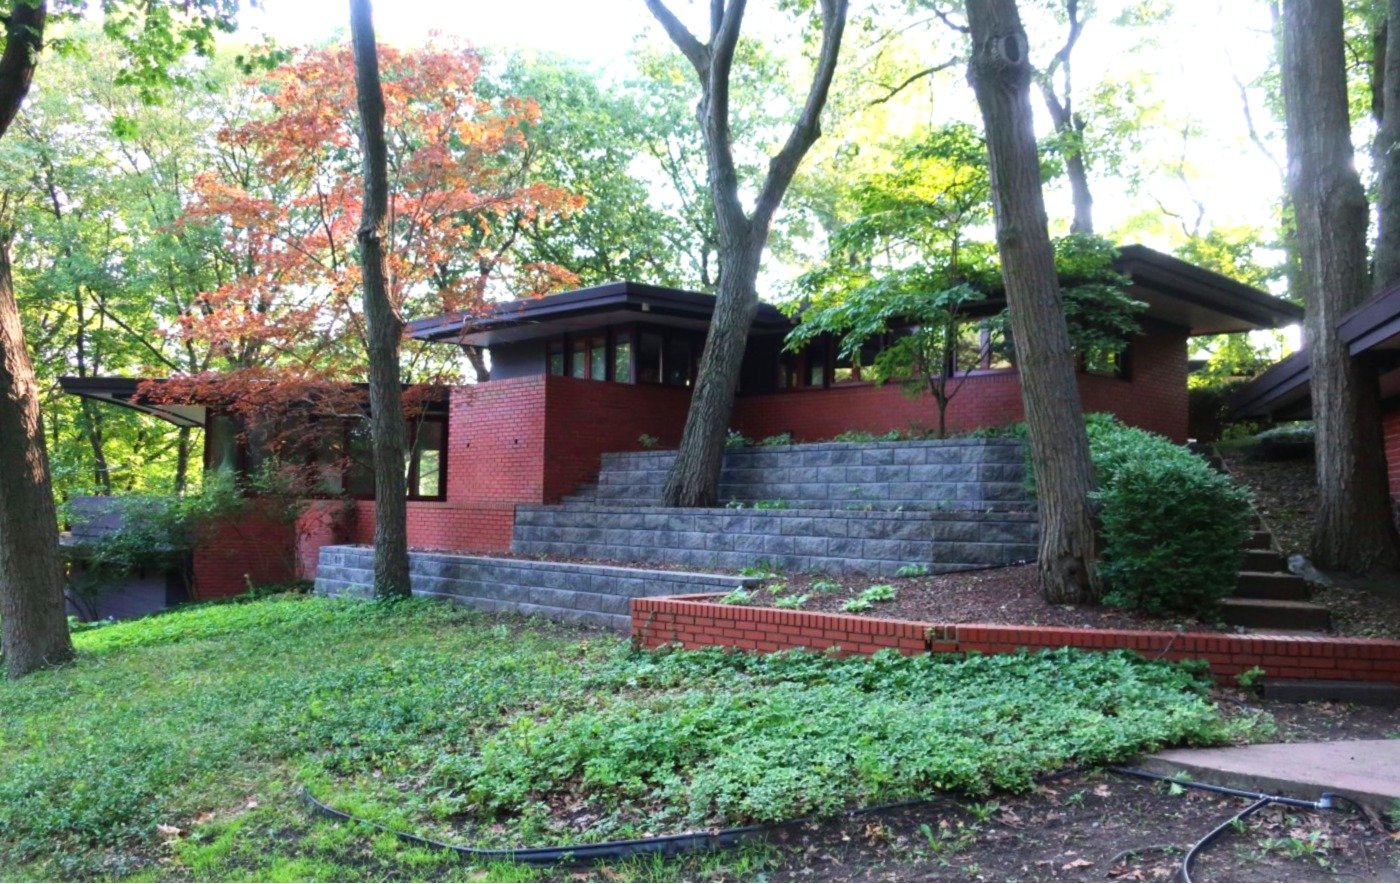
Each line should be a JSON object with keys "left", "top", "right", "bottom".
{"left": 0, "top": 0, "right": 252, "bottom": 680}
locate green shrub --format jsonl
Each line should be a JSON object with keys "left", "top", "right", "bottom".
{"left": 1249, "top": 421, "right": 1314, "bottom": 461}
{"left": 1087, "top": 417, "right": 1252, "bottom": 616}
{"left": 724, "top": 429, "right": 752, "bottom": 450}
{"left": 759, "top": 432, "right": 794, "bottom": 446}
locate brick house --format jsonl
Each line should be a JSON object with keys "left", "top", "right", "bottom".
{"left": 63, "top": 244, "right": 1299, "bottom": 604}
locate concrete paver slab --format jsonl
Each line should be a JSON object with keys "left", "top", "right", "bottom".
{"left": 1140, "top": 740, "right": 1400, "bottom": 809}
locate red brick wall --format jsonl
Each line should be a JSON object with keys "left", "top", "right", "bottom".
{"left": 1384, "top": 406, "right": 1400, "bottom": 500}
{"left": 542, "top": 375, "right": 693, "bottom": 501}
{"left": 191, "top": 509, "right": 298, "bottom": 600}
{"left": 733, "top": 329, "right": 1190, "bottom": 443}
{"left": 633, "top": 595, "right": 1400, "bottom": 685}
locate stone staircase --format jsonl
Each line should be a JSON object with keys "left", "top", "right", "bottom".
{"left": 1212, "top": 471, "right": 1331, "bottom": 633}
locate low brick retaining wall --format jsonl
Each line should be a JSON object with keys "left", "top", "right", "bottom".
{"left": 595, "top": 439, "right": 1031, "bottom": 510}
{"left": 631, "top": 595, "right": 1400, "bottom": 685}
{"left": 315, "top": 545, "right": 757, "bottom": 631}
{"left": 513, "top": 505, "right": 1038, "bottom": 576}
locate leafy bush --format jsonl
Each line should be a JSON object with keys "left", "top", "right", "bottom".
{"left": 760, "top": 432, "right": 794, "bottom": 446}
{"left": 637, "top": 433, "right": 660, "bottom": 449}
{"left": 860, "top": 584, "right": 898, "bottom": 603}
{"left": 1250, "top": 421, "right": 1314, "bottom": 461}
{"left": 724, "top": 429, "right": 752, "bottom": 450}
{"left": 1086, "top": 417, "right": 1252, "bottom": 616}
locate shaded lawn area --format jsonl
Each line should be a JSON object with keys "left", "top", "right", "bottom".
{"left": 0, "top": 595, "right": 1263, "bottom": 881}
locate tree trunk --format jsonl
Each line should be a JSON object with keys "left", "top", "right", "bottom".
{"left": 174, "top": 425, "right": 191, "bottom": 493}
{"left": 79, "top": 401, "right": 111, "bottom": 494}
{"left": 0, "top": 240, "right": 74, "bottom": 678}
{"left": 647, "top": 0, "right": 847, "bottom": 506}
{"left": 1375, "top": 0, "right": 1400, "bottom": 290}
{"left": 1038, "top": 84, "right": 1094, "bottom": 234}
{"left": 966, "top": 0, "right": 1101, "bottom": 603}
{"left": 0, "top": 1, "right": 70, "bottom": 678}
{"left": 350, "top": 0, "right": 411, "bottom": 597}
{"left": 661, "top": 247, "right": 761, "bottom": 506}
{"left": 1283, "top": 0, "right": 1400, "bottom": 572}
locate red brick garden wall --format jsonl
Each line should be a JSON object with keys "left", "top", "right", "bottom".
{"left": 732, "top": 329, "right": 1190, "bottom": 443}
{"left": 633, "top": 595, "right": 1400, "bottom": 685}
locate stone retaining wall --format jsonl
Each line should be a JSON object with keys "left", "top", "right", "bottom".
{"left": 631, "top": 594, "right": 1400, "bottom": 685}
{"left": 594, "top": 439, "right": 1030, "bottom": 510}
{"left": 512, "top": 505, "right": 1038, "bottom": 575}
{"left": 313, "top": 544, "right": 756, "bottom": 631}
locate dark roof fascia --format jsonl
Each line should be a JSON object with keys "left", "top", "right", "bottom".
{"left": 59, "top": 376, "right": 450, "bottom": 426}
{"left": 406, "top": 281, "right": 792, "bottom": 343}
{"left": 1114, "top": 244, "right": 1304, "bottom": 331}
{"left": 1225, "top": 350, "right": 1312, "bottom": 418}
{"left": 58, "top": 376, "right": 207, "bottom": 428}
{"left": 1340, "top": 282, "right": 1400, "bottom": 355}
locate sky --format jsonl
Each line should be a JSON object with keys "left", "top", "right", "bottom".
{"left": 241, "top": 0, "right": 1289, "bottom": 252}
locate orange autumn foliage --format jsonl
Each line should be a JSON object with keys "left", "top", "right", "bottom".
{"left": 175, "top": 41, "right": 584, "bottom": 378}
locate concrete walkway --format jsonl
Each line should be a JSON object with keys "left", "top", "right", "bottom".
{"left": 1141, "top": 740, "right": 1400, "bottom": 809}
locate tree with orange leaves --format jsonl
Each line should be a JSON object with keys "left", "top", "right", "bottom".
{"left": 175, "top": 41, "right": 583, "bottom": 382}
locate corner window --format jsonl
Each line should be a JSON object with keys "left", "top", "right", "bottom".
{"left": 614, "top": 338, "right": 633, "bottom": 383}
{"left": 547, "top": 344, "right": 565, "bottom": 376}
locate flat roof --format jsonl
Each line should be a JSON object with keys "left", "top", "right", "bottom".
{"left": 407, "top": 246, "right": 1303, "bottom": 348}
{"left": 407, "top": 281, "right": 794, "bottom": 347}
{"left": 1229, "top": 279, "right": 1400, "bottom": 420}
{"left": 59, "top": 377, "right": 449, "bottom": 429}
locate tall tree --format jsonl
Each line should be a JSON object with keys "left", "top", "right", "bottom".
{"left": 348, "top": 0, "right": 409, "bottom": 597}
{"left": 646, "top": 0, "right": 849, "bottom": 507}
{"left": 1281, "top": 0, "right": 1400, "bottom": 571}
{"left": 0, "top": 1, "right": 71, "bottom": 680}
{"left": 1036, "top": 0, "right": 1094, "bottom": 233}
{"left": 1, "top": 0, "right": 245, "bottom": 679}
{"left": 1375, "top": 0, "right": 1400, "bottom": 290}
{"left": 965, "top": 0, "right": 1101, "bottom": 603}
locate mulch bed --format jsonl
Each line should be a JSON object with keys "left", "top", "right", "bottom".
{"left": 735, "top": 564, "right": 1230, "bottom": 633}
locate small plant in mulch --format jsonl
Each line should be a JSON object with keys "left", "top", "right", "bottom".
{"left": 719, "top": 587, "right": 755, "bottom": 605}
{"left": 811, "top": 579, "right": 842, "bottom": 593}
{"left": 764, "top": 582, "right": 789, "bottom": 595}
{"left": 896, "top": 564, "right": 931, "bottom": 578}
{"left": 772, "top": 594, "right": 809, "bottom": 610}
{"left": 841, "top": 598, "right": 874, "bottom": 613}
{"left": 861, "top": 584, "right": 898, "bottom": 603}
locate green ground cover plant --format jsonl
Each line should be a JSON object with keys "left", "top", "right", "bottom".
{"left": 0, "top": 595, "right": 1256, "bottom": 880}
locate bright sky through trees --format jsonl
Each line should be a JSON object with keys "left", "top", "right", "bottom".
{"left": 241, "top": 1, "right": 1286, "bottom": 273}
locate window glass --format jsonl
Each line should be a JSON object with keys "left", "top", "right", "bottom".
{"left": 637, "top": 332, "right": 663, "bottom": 384}
{"left": 412, "top": 420, "right": 445, "bottom": 497}
{"left": 614, "top": 340, "right": 633, "bottom": 383}
{"left": 805, "top": 342, "right": 827, "bottom": 387}
{"left": 590, "top": 341, "right": 607, "bottom": 381}
{"left": 664, "top": 337, "right": 693, "bottom": 387}
{"left": 548, "top": 346, "right": 565, "bottom": 376}
{"left": 570, "top": 347, "right": 586, "bottom": 379}
{"left": 206, "top": 414, "right": 239, "bottom": 471}
{"left": 346, "top": 424, "right": 375, "bottom": 497}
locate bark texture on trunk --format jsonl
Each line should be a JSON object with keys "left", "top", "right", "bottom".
{"left": 966, "top": 0, "right": 1100, "bottom": 603}
{"left": 1375, "top": 0, "right": 1400, "bottom": 290}
{"left": 647, "top": 0, "right": 847, "bottom": 507}
{"left": 1282, "top": 0, "right": 1400, "bottom": 572}
{"left": 0, "top": 1, "right": 71, "bottom": 678}
{"left": 0, "top": 240, "right": 74, "bottom": 678}
{"left": 350, "top": 0, "right": 411, "bottom": 597}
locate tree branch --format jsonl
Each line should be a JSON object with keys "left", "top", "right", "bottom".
{"left": 644, "top": 0, "right": 708, "bottom": 75}
{"left": 869, "top": 59, "right": 958, "bottom": 106}
{"left": 753, "top": 0, "right": 848, "bottom": 234}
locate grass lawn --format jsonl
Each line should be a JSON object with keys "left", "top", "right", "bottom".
{"left": 0, "top": 594, "right": 1263, "bottom": 881}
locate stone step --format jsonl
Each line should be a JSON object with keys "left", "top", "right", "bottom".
{"left": 1245, "top": 530, "right": 1274, "bottom": 551}
{"left": 1234, "top": 571, "right": 1311, "bottom": 601}
{"left": 1219, "top": 598, "right": 1332, "bottom": 631}
{"left": 1261, "top": 679, "right": 1400, "bottom": 706}
{"left": 1242, "top": 549, "right": 1288, "bottom": 572}
{"left": 1248, "top": 511, "right": 1265, "bottom": 530}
